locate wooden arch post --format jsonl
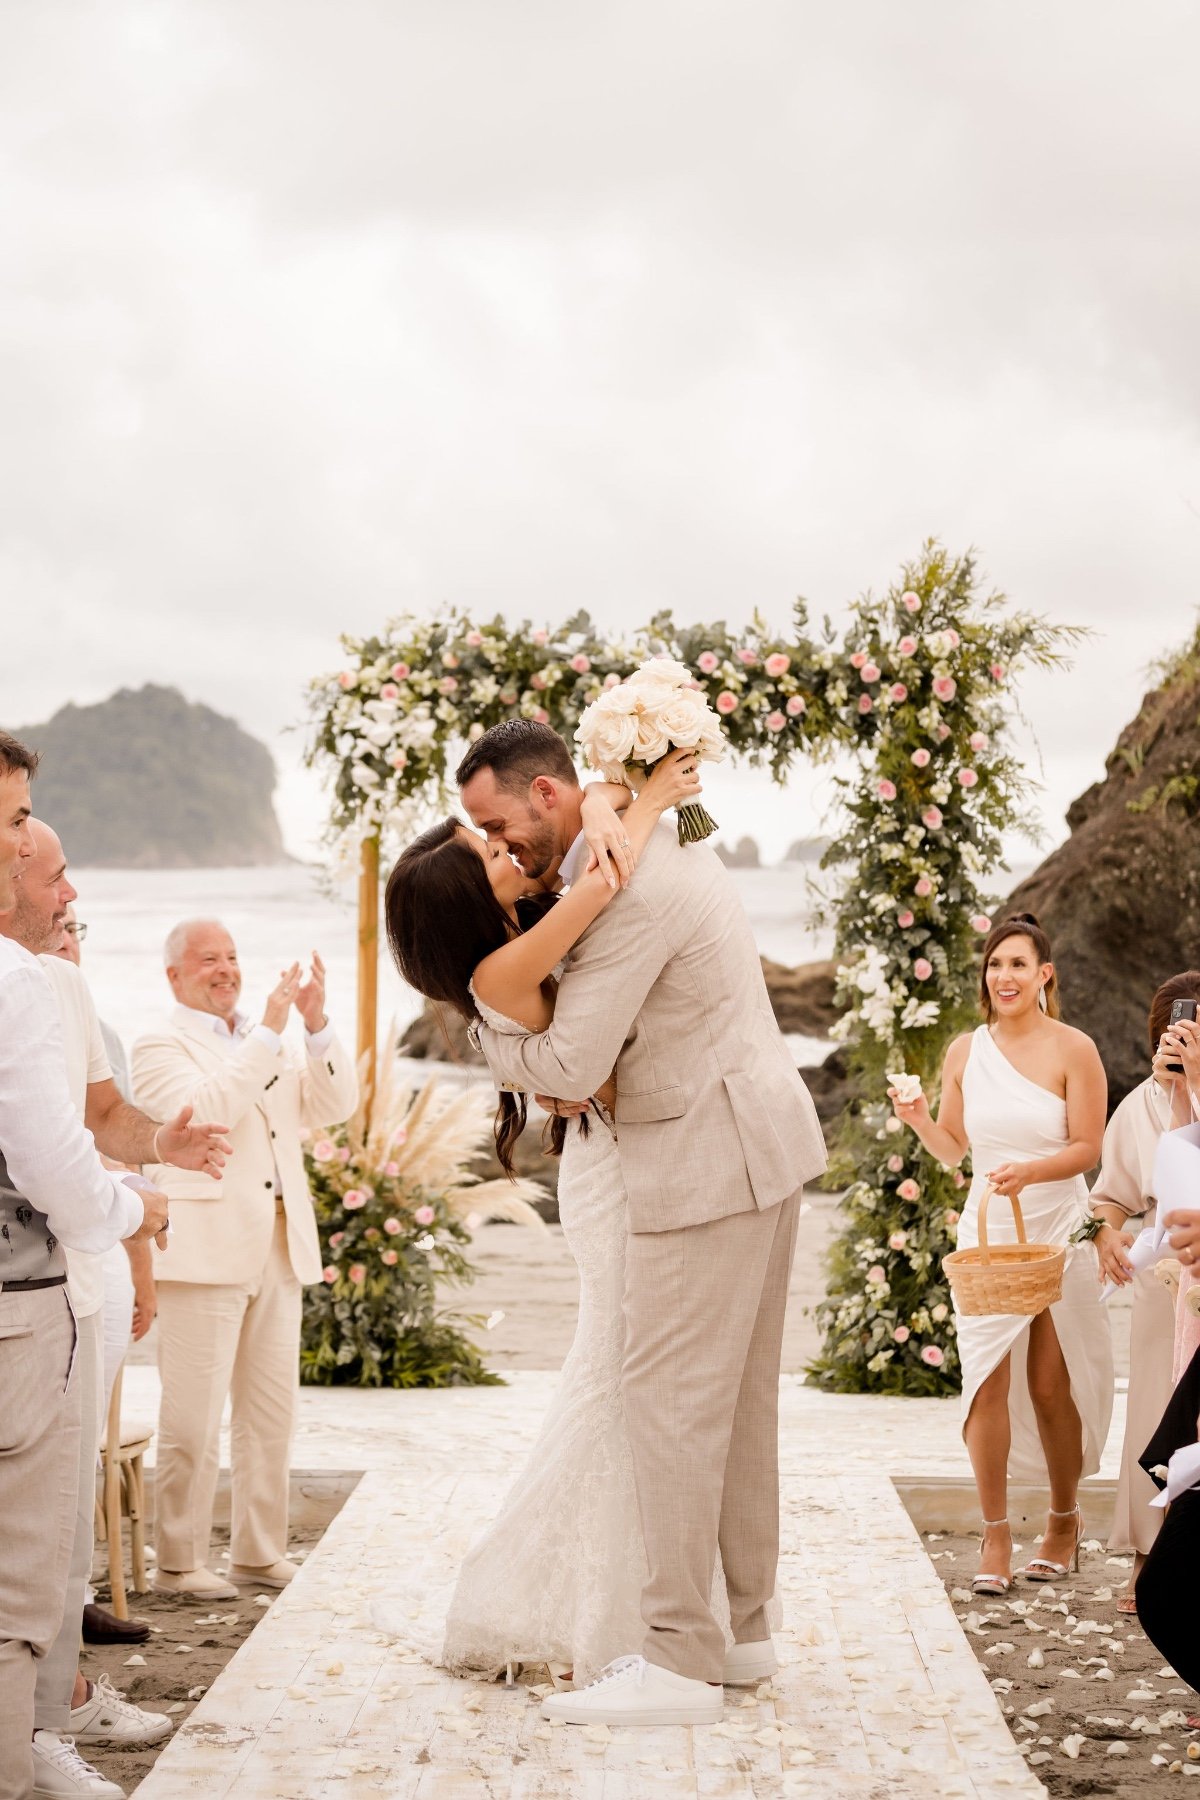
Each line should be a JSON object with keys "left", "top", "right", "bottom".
{"left": 356, "top": 833, "right": 381, "bottom": 1113}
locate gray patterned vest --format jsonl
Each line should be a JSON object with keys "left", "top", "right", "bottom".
{"left": 0, "top": 1147, "right": 67, "bottom": 1283}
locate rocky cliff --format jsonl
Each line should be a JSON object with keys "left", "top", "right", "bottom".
{"left": 1008, "top": 625, "right": 1200, "bottom": 1109}
{"left": 10, "top": 686, "right": 289, "bottom": 868}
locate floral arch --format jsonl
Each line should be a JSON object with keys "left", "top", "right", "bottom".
{"left": 306, "top": 543, "right": 1077, "bottom": 1394}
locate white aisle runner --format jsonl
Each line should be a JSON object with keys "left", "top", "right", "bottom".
{"left": 131, "top": 1375, "right": 1059, "bottom": 1799}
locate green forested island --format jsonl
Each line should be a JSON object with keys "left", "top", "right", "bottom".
{"left": 11, "top": 686, "right": 288, "bottom": 868}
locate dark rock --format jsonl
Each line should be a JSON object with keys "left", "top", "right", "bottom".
{"left": 761, "top": 957, "right": 841, "bottom": 1036}
{"left": 1007, "top": 629, "right": 1200, "bottom": 1112}
{"left": 399, "top": 1003, "right": 483, "bottom": 1065}
{"left": 716, "top": 835, "right": 761, "bottom": 868}
{"left": 796, "top": 1049, "right": 855, "bottom": 1132}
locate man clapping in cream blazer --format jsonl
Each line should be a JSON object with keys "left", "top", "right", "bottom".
{"left": 132, "top": 920, "right": 357, "bottom": 1601}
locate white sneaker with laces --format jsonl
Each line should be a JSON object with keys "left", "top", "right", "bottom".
{"left": 31, "top": 1731, "right": 124, "bottom": 1798}
{"left": 722, "top": 1638, "right": 778, "bottom": 1685}
{"left": 70, "top": 1673, "right": 172, "bottom": 1747}
{"left": 540, "top": 1655, "right": 723, "bottom": 1726}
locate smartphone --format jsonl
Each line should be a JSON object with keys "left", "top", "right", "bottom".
{"left": 1166, "top": 998, "right": 1199, "bottom": 1074}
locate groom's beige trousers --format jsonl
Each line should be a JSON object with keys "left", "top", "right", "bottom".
{"left": 623, "top": 1187, "right": 802, "bottom": 1683}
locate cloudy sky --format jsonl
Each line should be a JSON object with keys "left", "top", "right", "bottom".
{"left": 3, "top": 0, "right": 1198, "bottom": 863}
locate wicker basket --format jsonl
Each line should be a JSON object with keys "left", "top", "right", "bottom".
{"left": 943, "top": 1185, "right": 1066, "bottom": 1317}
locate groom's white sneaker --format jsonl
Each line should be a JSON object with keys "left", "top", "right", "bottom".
{"left": 541, "top": 1655, "right": 723, "bottom": 1727}
{"left": 722, "top": 1638, "right": 778, "bottom": 1685}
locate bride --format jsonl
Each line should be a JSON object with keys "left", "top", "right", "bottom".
{"left": 381, "top": 748, "right": 734, "bottom": 1687}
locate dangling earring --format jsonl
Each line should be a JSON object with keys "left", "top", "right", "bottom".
{"left": 1037, "top": 984, "right": 1048, "bottom": 1014}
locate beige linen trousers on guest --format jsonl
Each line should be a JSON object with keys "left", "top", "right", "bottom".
{"left": 478, "top": 821, "right": 827, "bottom": 1682}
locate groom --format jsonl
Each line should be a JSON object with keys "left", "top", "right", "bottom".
{"left": 458, "top": 719, "right": 827, "bottom": 1726}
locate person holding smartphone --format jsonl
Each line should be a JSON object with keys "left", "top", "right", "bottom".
{"left": 1088, "top": 972, "right": 1200, "bottom": 1611}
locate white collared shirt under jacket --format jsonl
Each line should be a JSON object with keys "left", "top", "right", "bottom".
{"left": 0, "top": 937, "right": 144, "bottom": 1257}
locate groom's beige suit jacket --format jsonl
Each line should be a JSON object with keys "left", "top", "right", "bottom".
{"left": 477, "top": 821, "right": 827, "bottom": 1231}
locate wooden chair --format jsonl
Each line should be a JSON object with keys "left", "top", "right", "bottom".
{"left": 93, "top": 1362, "right": 153, "bottom": 1620}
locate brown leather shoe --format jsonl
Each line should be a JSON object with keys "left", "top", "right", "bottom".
{"left": 81, "top": 1603, "right": 151, "bottom": 1645}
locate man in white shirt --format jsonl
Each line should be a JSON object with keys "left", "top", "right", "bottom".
{"left": 0, "top": 736, "right": 170, "bottom": 1800}
{"left": 1, "top": 818, "right": 232, "bottom": 1799}
{"left": 133, "top": 921, "right": 357, "bottom": 1602}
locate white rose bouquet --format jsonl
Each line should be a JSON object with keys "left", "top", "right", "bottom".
{"left": 575, "top": 656, "right": 726, "bottom": 844}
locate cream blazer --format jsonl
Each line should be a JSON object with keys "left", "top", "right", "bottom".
{"left": 131, "top": 1009, "right": 358, "bottom": 1286}
{"left": 477, "top": 820, "right": 828, "bottom": 1233}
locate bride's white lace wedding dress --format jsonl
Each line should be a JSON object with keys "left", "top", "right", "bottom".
{"left": 373, "top": 987, "right": 746, "bottom": 1686}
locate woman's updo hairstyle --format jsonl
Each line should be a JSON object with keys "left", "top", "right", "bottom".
{"left": 977, "top": 911, "right": 1060, "bottom": 1022}
{"left": 1148, "top": 970, "right": 1200, "bottom": 1059}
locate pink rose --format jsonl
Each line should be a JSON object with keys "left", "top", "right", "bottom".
{"left": 766, "top": 710, "right": 786, "bottom": 732}
{"left": 849, "top": 652, "right": 867, "bottom": 670}
{"left": 971, "top": 914, "right": 992, "bottom": 934}
{"left": 936, "top": 723, "right": 951, "bottom": 741}
{"left": 888, "top": 1230, "right": 908, "bottom": 1250}
{"left": 953, "top": 1170, "right": 966, "bottom": 1189}
{"left": 337, "top": 1146, "right": 351, "bottom": 1163}
{"left": 990, "top": 662, "right": 1005, "bottom": 681}
{"left": 465, "top": 631, "right": 483, "bottom": 647}
{"left": 932, "top": 676, "right": 956, "bottom": 702}
{"left": 911, "top": 747, "right": 931, "bottom": 768}
{"left": 348, "top": 1263, "right": 366, "bottom": 1285}
{"left": 861, "top": 663, "right": 881, "bottom": 684}
{"left": 499, "top": 689, "right": 518, "bottom": 705}
{"left": 786, "top": 694, "right": 806, "bottom": 715}
{"left": 890, "top": 683, "right": 908, "bottom": 703}
{"left": 944, "top": 1209, "right": 960, "bottom": 1227}
{"left": 957, "top": 767, "right": 979, "bottom": 788}
{"left": 969, "top": 731, "right": 988, "bottom": 751}
{"left": 697, "top": 650, "right": 720, "bottom": 674}
{"left": 343, "top": 1189, "right": 366, "bottom": 1209}
{"left": 390, "top": 662, "right": 410, "bottom": 680}
{"left": 571, "top": 654, "right": 591, "bottom": 674}
{"left": 716, "top": 691, "right": 738, "bottom": 715}
{"left": 737, "top": 649, "right": 757, "bottom": 667}
{"left": 921, "top": 1344, "right": 945, "bottom": 1368}
{"left": 532, "top": 628, "right": 549, "bottom": 645}
{"left": 439, "top": 676, "right": 458, "bottom": 695}
{"left": 887, "top": 1155, "right": 904, "bottom": 1173}
{"left": 328, "top": 1231, "right": 345, "bottom": 1249}
{"left": 877, "top": 779, "right": 897, "bottom": 802}
{"left": 603, "top": 672, "right": 621, "bottom": 689}
{"left": 442, "top": 652, "right": 459, "bottom": 670}
{"left": 322, "top": 1266, "right": 337, "bottom": 1284}
{"left": 901, "top": 591, "right": 921, "bottom": 613}
{"left": 381, "top": 1249, "right": 398, "bottom": 1266}
{"left": 383, "top": 1161, "right": 400, "bottom": 1177}
{"left": 389, "top": 750, "right": 408, "bottom": 770}
{"left": 897, "top": 1178, "right": 921, "bottom": 1201}
{"left": 914, "top": 876, "right": 933, "bottom": 897}
{"left": 765, "top": 653, "right": 791, "bottom": 677}
{"left": 311, "top": 1138, "right": 335, "bottom": 1162}
{"left": 893, "top": 1325, "right": 911, "bottom": 1344}
{"left": 338, "top": 671, "right": 355, "bottom": 690}
{"left": 913, "top": 958, "right": 933, "bottom": 981}
{"left": 922, "top": 807, "right": 943, "bottom": 830}
{"left": 946, "top": 629, "right": 960, "bottom": 648}
{"left": 896, "top": 909, "right": 914, "bottom": 929}
{"left": 898, "top": 636, "right": 918, "bottom": 658}
{"left": 531, "top": 672, "right": 547, "bottom": 690}
{"left": 379, "top": 683, "right": 399, "bottom": 701}
{"left": 383, "top": 1217, "right": 402, "bottom": 1235}
{"left": 858, "top": 694, "right": 873, "bottom": 714}
{"left": 866, "top": 1265, "right": 887, "bottom": 1285}
{"left": 532, "top": 708, "right": 549, "bottom": 724}
{"left": 414, "top": 1205, "right": 435, "bottom": 1226}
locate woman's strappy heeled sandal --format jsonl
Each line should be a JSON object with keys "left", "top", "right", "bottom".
{"left": 972, "top": 1517, "right": 1013, "bottom": 1597}
{"left": 1020, "top": 1504, "right": 1083, "bottom": 1581}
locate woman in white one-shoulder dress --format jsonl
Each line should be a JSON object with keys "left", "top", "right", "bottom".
{"left": 891, "top": 913, "right": 1112, "bottom": 1596}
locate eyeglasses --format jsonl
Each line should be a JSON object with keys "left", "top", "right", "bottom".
{"left": 64, "top": 922, "right": 89, "bottom": 943}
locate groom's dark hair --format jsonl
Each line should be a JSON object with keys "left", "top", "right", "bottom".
{"left": 455, "top": 718, "right": 578, "bottom": 794}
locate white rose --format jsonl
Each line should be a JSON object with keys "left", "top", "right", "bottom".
{"left": 632, "top": 713, "right": 672, "bottom": 764}
{"left": 578, "top": 703, "right": 638, "bottom": 770}
{"left": 629, "top": 656, "right": 692, "bottom": 688}
{"left": 652, "top": 693, "right": 711, "bottom": 748}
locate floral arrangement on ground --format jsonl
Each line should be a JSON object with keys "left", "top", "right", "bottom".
{"left": 300, "top": 1042, "right": 545, "bottom": 1389}
{"left": 306, "top": 541, "right": 1081, "bottom": 1395}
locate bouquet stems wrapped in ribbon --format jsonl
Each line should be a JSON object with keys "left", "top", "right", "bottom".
{"left": 575, "top": 657, "right": 726, "bottom": 845}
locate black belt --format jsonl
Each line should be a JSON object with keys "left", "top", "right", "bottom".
{"left": 0, "top": 1274, "right": 68, "bottom": 1293}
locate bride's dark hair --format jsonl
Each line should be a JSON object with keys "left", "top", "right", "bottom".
{"left": 977, "top": 911, "right": 1061, "bottom": 1021}
{"left": 384, "top": 819, "right": 570, "bottom": 1177}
